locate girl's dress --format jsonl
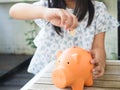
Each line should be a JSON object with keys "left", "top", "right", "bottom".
{"left": 28, "top": 0, "right": 119, "bottom": 74}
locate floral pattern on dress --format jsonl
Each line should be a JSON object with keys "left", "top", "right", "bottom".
{"left": 28, "top": 0, "right": 119, "bottom": 74}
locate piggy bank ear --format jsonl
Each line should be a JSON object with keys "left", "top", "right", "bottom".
{"left": 71, "top": 54, "right": 80, "bottom": 64}
{"left": 56, "top": 51, "right": 62, "bottom": 59}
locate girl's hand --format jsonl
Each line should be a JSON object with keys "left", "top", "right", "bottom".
{"left": 90, "top": 48, "right": 106, "bottom": 79}
{"left": 43, "top": 8, "right": 78, "bottom": 30}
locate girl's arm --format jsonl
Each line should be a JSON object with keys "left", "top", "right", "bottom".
{"left": 91, "top": 32, "right": 106, "bottom": 79}
{"left": 9, "top": 3, "right": 78, "bottom": 30}
{"left": 9, "top": 3, "right": 48, "bottom": 20}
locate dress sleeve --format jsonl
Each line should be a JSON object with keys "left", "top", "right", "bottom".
{"left": 95, "top": 2, "right": 119, "bottom": 34}
{"left": 32, "top": 0, "right": 48, "bottom": 28}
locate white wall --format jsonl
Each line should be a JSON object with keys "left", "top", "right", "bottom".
{"left": 103, "top": 0, "right": 118, "bottom": 59}
{"left": 0, "top": 2, "right": 36, "bottom": 54}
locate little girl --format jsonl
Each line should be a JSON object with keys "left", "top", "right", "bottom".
{"left": 9, "top": 0, "right": 119, "bottom": 79}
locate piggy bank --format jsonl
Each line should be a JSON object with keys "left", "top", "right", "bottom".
{"left": 52, "top": 46, "right": 93, "bottom": 90}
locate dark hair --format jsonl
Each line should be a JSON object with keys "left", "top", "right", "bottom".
{"left": 48, "top": 0, "right": 95, "bottom": 36}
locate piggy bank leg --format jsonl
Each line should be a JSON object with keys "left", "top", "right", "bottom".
{"left": 85, "top": 75, "right": 93, "bottom": 86}
{"left": 71, "top": 79, "right": 84, "bottom": 90}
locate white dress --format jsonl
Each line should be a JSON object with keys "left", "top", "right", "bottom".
{"left": 27, "top": 0, "right": 119, "bottom": 74}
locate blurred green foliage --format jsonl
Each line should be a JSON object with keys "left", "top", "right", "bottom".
{"left": 24, "top": 20, "right": 38, "bottom": 48}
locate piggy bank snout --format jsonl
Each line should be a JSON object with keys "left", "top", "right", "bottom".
{"left": 52, "top": 68, "right": 69, "bottom": 88}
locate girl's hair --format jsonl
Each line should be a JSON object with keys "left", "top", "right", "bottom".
{"left": 48, "top": 0, "right": 95, "bottom": 36}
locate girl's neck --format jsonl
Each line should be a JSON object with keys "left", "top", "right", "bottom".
{"left": 65, "top": 0, "right": 75, "bottom": 9}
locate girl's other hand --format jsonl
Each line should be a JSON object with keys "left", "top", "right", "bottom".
{"left": 43, "top": 8, "right": 78, "bottom": 30}
{"left": 90, "top": 48, "right": 106, "bottom": 79}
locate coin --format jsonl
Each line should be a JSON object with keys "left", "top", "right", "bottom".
{"left": 69, "top": 30, "right": 75, "bottom": 36}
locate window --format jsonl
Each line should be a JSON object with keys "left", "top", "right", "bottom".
{"left": 0, "top": 0, "right": 37, "bottom": 3}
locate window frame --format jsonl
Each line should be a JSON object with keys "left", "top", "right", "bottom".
{"left": 118, "top": 0, "right": 120, "bottom": 59}
{"left": 0, "top": 0, "right": 37, "bottom": 3}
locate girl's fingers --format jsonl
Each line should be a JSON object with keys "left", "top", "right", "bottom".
{"left": 93, "top": 67, "right": 105, "bottom": 79}
{"left": 90, "top": 59, "right": 100, "bottom": 66}
{"left": 59, "top": 9, "right": 78, "bottom": 30}
{"left": 63, "top": 11, "right": 73, "bottom": 30}
{"left": 93, "top": 65, "right": 101, "bottom": 73}
{"left": 47, "top": 9, "right": 78, "bottom": 29}
{"left": 69, "top": 14, "right": 78, "bottom": 30}
{"left": 58, "top": 9, "right": 68, "bottom": 27}
{"left": 92, "top": 64, "right": 105, "bottom": 79}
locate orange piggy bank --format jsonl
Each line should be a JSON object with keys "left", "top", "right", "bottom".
{"left": 52, "top": 46, "right": 93, "bottom": 90}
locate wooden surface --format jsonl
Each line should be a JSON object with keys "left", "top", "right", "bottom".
{"left": 21, "top": 60, "right": 120, "bottom": 90}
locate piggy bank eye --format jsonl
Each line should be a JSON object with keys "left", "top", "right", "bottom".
{"left": 67, "top": 62, "right": 70, "bottom": 64}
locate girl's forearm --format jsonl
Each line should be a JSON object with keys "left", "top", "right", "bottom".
{"left": 92, "top": 32, "right": 106, "bottom": 67}
{"left": 92, "top": 32, "right": 105, "bottom": 49}
{"left": 9, "top": 3, "right": 48, "bottom": 20}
